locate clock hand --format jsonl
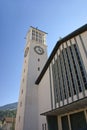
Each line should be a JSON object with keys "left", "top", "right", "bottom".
{"left": 38, "top": 48, "right": 42, "bottom": 52}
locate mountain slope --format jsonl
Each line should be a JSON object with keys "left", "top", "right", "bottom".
{"left": 0, "top": 102, "right": 18, "bottom": 111}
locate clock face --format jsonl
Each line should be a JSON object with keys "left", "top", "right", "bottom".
{"left": 34, "top": 46, "right": 44, "bottom": 55}
{"left": 24, "top": 47, "right": 29, "bottom": 57}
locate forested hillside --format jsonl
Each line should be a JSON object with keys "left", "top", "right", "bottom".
{"left": 0, "top": 110, "right": 16, "bottom": 121}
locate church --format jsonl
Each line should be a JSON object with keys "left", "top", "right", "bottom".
{"left": 15, "top": 24, "right": 87, "bottom": 130}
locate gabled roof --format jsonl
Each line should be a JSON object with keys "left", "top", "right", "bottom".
{"left": 35, "top": 24, "right": 87, "bottom": 85}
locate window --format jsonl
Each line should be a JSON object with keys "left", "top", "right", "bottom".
{"left": 42, "top": 124, "right": 44, "bottom": 130}
{"left": 32, "top": 36, "right": 35, "bottom": 40}
{"left": 36, "top": 31, "right": 38, "bottom": 37}
{"left": 42, "top": 123, "right": 46, "bottom": 130}
{"left": 23, "top": 78, "right": 24, "bottom": 82}
{"left": 44, "top": 123, "right": 46, "bottom": 130}
{"left": 59, "top": 53, "right": 67, "bottom": 99}
{"left": 65, "top": 46, "right": 76, "bottom": 95}
{"left": 32, "top": 30, "right": 44, "bottom": 43}
{"left": 32, "top": 30, "right": 35, "bottom": 35}
{"left": 70, "top": 111, "right": 87, "bottom": 130}
{"left": 19, "top": 116, "right": 20, "bottom": 122}
{"left": 20, "top": 101, "right": 22, "bottom": 107}
{"left": 74, "top": 44, "right": 87, "bottom": 90}
{"left": 38, "top": 58, "right": 40, "bottom": 62}
{"left": 38, "top": 67, "right": 40, "bottom": 71}
{"left": 61, "top": 116, "right": 69, "bottom": 130}
{"left": 21, "top": 89, "right": 23, "bottom": 94}
{"left": 52, "top": 43, "right": 87, "bottom": 105}
{"left": 24, "top": 47, "right": 29, "bottom": 57}
{"left": 32, "top": 30, "right": 35, "bottom": 40}
{"left": 69, "top": 45, "right": 82, "bottom": 93}
{"left": 52, "top": 62, "right": 59, "bottom": 103}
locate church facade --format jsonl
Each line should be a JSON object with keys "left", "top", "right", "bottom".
{"left": 15, "top": 24, "right": 87, "bottom": 130}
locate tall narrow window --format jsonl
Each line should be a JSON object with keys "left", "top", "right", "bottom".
{"left": 19, "top": 116, "right": 20, "bottom": 122}
{"left": 38, "top": 67, "right": 40, "bottom": 71}
{"left": 42, "top": 124, "right": 44, "bottom": 130}
{"left": 61, "top": 116, "right": 69, "bottom": 130}
{"left": 23, "top": 78, "right": 24, "bottom": 82}
{"left": 42, "top": 124, "right": 46, "bottom": 130}
{"left": 70, "top": 111, "right": 86, "bottom": 130}
{"left": 74, "top": 44, "right": 87, "bottom": 90}
{"left": 20, "top": 101, "right": 22, "bottom": 107}
{"left": 21, "top": 89, "right": 23, "bottom": 94}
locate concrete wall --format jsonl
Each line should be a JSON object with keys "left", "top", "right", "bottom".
{"left": 38, "top": 68, "right": 51, "bottom": 130}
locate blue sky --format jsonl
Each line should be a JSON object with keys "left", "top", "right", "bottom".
{"left": 0, "top": 0, "right": 87, "bottom": 106}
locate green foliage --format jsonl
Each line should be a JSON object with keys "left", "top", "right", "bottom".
{"left": 10, "top": 121, "right": 15, "bottom": 130}
{"left": 0, "top": 110, "right": 16, "bottom": 121}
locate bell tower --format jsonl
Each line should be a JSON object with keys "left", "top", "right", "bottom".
{"left": 15, "top": 27, "right": 47, "bottom": 130}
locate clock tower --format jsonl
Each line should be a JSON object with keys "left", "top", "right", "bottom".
{"left": 15, "top": 27, "right": 47, "bottom": 130}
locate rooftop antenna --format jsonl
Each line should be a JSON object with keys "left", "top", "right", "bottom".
{"left": 59, "top": 37, "right": 62, "bottom": 40}
{"left": 36, "top": 27, "right": 38, "bottom": 30}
